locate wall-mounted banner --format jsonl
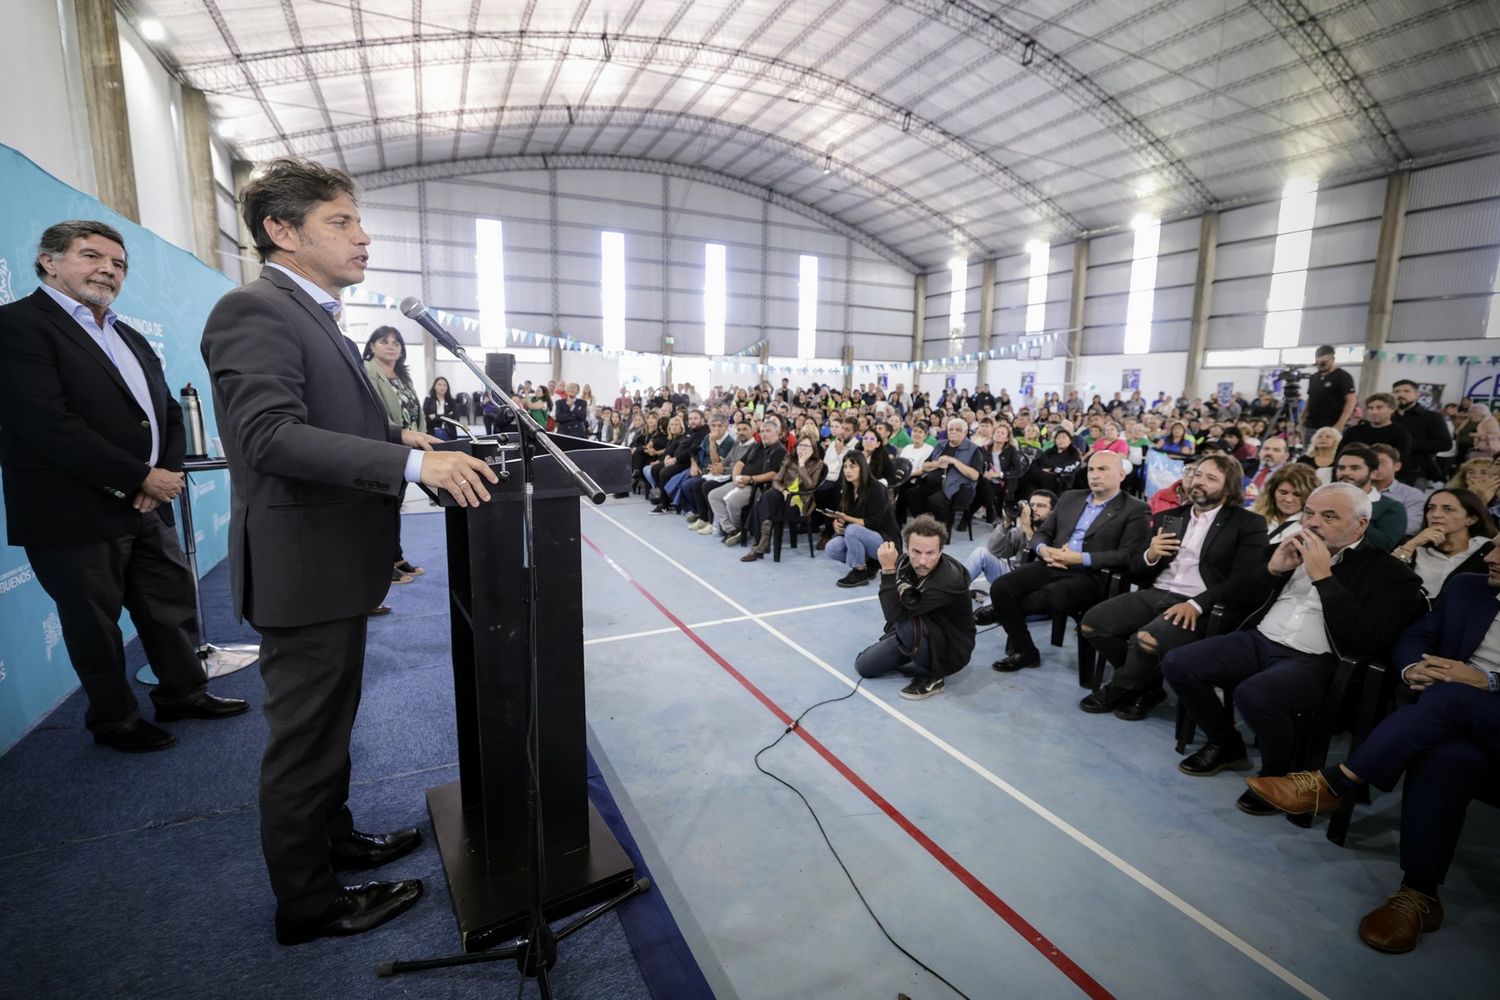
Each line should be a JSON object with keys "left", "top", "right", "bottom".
{"left": 0, "top": 144, "right": 235, "bottom": 753}
{"left": 1019, "top": 371, "right": 1036, "bottom": 398}
{"left": 1122, "top": 369, "right": 1141, "bottom": 391}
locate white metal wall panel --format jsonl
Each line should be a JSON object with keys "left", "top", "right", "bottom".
{"left": 1089, "top": 231, "right": 1136, "bottom": 266}
{"left": 1154, "top": 285, "right": 1196, "bottom": 322}
{"left": 1207, "top": 314, "right": 1270, "bottom": 349}
{"left": 1210, "top": 275, "right": 1273, "bottom": 316}
{"left": 1087, "top": 261, "right": 1132, "bottom": 297}
{"left": 1395, "top": 247, "right": 1500, "bottom": 300}
{"left": 1314, "top": 178, "right": 1387, "bottom": 227}
{"left": 1308, "top": 221, "right": 1381, "bottom": 268}
{"left": 1402, "top": 201, "right": 1500, "bottom": 256}
{"left": 1390, "top": 298, "right": 1495, "bottom": 342}
{"left": 1214, "top": 237, "right": 1277, "bottom": 280}
{"left": 1217, "top": 202, "right": 1279, "bottom": 244}
{"left": 1407, "top": 153, "right": 1500, "bottom": 211}
{"left": 1083, "top": 292, "right": 1129, "bottom": 328}
{"left": 504, "top": 251, "right": 553, "bottom": 282}
{"left": 1298, "top": 305, "right": 1366, "bottom": 345}
{"left": 1155, "top": 250, "right": 1198, "bottom": 289}
{"left": 1158, "top": 219, "right": 1200, "bottom": 256}
{"left": 1302, "top": 263, "right": 1375, "bottom": 309}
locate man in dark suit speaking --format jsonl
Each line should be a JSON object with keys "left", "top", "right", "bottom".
{"left": 0, "top": 220, "right": 248, "bottom": 752}
{"left": 982, "top": 451, "right": 1151, "bottom": 672}
{"left": 202, "top": 158, "right": 496, "bottom": 945}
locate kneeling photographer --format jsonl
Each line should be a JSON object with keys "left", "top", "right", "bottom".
{"left": 853, "top": 515, "right": 976, "bottom": 701}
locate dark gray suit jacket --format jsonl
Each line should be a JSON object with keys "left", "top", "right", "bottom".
{"left": 1032, "top": 488, "right": 1151, "bottom": 571}
{"left": 201, "top": 268, "right": 411, "bottom": 627}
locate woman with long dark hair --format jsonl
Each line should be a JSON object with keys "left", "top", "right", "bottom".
{"left": 743, "top": 435, "right": 827, "bottom": 561}
{"left": 1024, "top": 428, "right": 1084, "bottom": 494}
{"left": 825, "top": 450, "right": 900, "bottom": 588}
{"left": 363, "top": 326, "right": 425, "bottom": 583}
{"left": 860, "top": 428, "right": 894, "bottom": 483}
{"left": 1391, "top": 488, "right": 1497, "bottom": 597}
{"left": 423, "top": 376, "right": 458, "bottom": 439}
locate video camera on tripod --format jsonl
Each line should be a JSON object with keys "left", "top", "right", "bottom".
{"left": 1272, "top": 364, "right": 1311, "bottom": 400}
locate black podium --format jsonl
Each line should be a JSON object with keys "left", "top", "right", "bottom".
{"left": 425, "top": 431, "right": 635, "bottom": 951}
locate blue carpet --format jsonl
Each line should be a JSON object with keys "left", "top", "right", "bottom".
{"left": 0, "top": 509, "right": 704, "bottom": 1000}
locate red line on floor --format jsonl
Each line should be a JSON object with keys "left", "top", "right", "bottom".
{"left": 581, "top": 532, "right": 1115, "bottom": 1000}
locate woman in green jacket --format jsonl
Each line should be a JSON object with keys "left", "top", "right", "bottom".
{"left": 363, "top": 326, "right": 425, "bottom": 584}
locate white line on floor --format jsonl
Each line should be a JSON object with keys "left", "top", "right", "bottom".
{"left": 583, "top": 596, "right": 877, "bottom": 646}
{"left": 585, "top": 504, "right": 1329, "bottom": 1000}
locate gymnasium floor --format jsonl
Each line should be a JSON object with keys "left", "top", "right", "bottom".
{"left": 574, "top": 498, "right": 1500, "bottom": 999}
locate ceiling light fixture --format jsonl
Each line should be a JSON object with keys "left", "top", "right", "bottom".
{"left": 823, "top": 152, "right": 832, "bottom": 174}
{"left": 1021, "top": 38, "right": 1036, "bottom": 67}
{"left": 140, "top": 19, "right": 166, "bottom": 41}
{"left": 215, "top": 121, "right": 236, "bottom": 139}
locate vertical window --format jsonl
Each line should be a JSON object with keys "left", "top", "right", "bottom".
{"left": 797, "top": 254, "right": 818, "bottom": 360}
{"left": 1025, "top": 241, "right": 1049, "bottom": 336}
{"left": 948, "top": 257, "right": 967, "bottom": 354}
{"left": 1485, "top": 250, "right": 1500, "bottom": 338}
{"left": 1123, "top": 216, "right": 1161, "bottom": 355}
{"left": 704, "top": 243, "right": 727, "bottom": 356}
{"left": 474, "top": 218, "right": 506, "bottom": 349}
{"left": 601, "top": 231, "right": 626, "bottom": 353}
{"left": 1264, "top": 177, "right": 1319, "bottom": 349}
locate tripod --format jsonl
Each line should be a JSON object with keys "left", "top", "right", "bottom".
{"left": 380, "top": 299, "right": 650, "bottom": 993}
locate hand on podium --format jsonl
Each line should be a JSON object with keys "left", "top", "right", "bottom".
{"left": 421, "top": 451, "right": 499, "bottom": 507}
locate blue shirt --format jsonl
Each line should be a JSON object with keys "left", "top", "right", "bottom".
{"left": 39, "top": 283, "right": 160, "bottom": 466}
{"left": 264, "top": 264, "right": 423, "bottom": 485}
{"left": 1034, "top": 491, "right": 1118, "bottom": 568}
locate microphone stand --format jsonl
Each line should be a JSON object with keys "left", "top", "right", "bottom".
{"left": 379, "top": 331, "right": 647, "bottom": 996}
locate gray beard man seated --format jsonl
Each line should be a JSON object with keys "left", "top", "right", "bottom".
{"left": 854, "top": 514, "right": 977, "bottom": 700}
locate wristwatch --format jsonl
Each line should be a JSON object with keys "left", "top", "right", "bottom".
{"left": 1489, "top": 670, "right": 1499, "bottom": 695}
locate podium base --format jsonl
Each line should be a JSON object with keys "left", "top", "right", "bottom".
{"left": 135, "top": 643, "right": 261, "bottom": 685}
{"left": 426, "top": 780, "right": 637, "bottom": 952}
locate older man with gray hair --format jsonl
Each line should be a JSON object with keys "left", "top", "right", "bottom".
{"left": 1164, "top": 481, "right": 1429, "bottom": 815}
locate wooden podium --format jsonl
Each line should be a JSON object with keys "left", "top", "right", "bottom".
{"left": 425, "top": 432, "right": 635, "bottom": 951}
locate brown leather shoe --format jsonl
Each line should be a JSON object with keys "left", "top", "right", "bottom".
{"left": 368, "top": 605, "right": 393, "bottom": 616}
{"left": 1358, "top": 887, "right": 1442, "bottom": 953}
{"left": 1245, "top": 771, "right": 1347, "bottom": 815}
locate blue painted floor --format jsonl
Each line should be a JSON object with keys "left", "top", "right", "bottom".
{"left": 577, "top": 498, "right": 1500, "bottom": 1000}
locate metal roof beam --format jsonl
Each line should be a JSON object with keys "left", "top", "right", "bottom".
{"left": 178, "top": 29, "right": 1079, "bottom": 233}
{"left": 351, "top": 154, "right": 921, "bottom": 273}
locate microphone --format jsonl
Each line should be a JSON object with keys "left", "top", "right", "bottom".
{"left": 399, "top": 296, "right": 462, "bottom": 354}
{"left": 436, "top": 415, "right": 473, "bottom": 439}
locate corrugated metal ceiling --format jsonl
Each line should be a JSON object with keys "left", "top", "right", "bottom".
{"left": 121, "top": 0, "right": 1500, "bottom": 270}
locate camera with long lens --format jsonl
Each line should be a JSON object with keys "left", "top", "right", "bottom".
{"left": 1272, "top": 364, "right": 1309, "bottom": 399}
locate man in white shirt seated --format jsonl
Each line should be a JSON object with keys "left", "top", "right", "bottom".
{"left": 898, "top": 422, "right": 935, "bottom": 468}
{"left": 1162, "top": 482, "right": 1428, "bottom": 815}
{"left": 1078, "top": 455, "right": 1268, "bottom": 721}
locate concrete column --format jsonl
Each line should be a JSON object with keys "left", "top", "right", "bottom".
{"left": 911, "top": 273, "right": 927, "bottom": 363}
{"left": 180, "top": 87, "right": 220, "bottom": 269}
{"left": 1065, "top": 241, "right": 1088, "bottom": 388}
{"left": 662, "top": 334, "right": 674, "bottom": 387}
{"left": 1361, "top": 171, "right": 1412, "bottom": 400}
{"left": 1185, "top": 211, "right": 1220, "bottom": 398}
{"left": 976, "top": 258, "right": 996, "bottom": 388}
{"left": 231, "top": 159, "right": 260, "bottom": 284}
{"left": 75, "top": 0, "right": 138, "bottom": 220}
{"left": 842, "top": 343, "right": 854, "bottom": 392}
{"left": 417, "top": 181, "right": 438, "bottom": 381}
{"left": 550, "top": 342, "right": 563, "bottom": 383}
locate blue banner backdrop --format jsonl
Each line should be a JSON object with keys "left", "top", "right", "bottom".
{"left": 0, "top": 144, "right": 236, "bottom": 753}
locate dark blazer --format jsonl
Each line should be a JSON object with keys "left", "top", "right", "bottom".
{"left": 0, "top": 288, "right": 185, "bottom": 545}
{"left": 1032, "top": 488, "right": 1151, "bottom": 571}
{"left": 1392, "top": 572, "right": 1499, "bottom": 669}
{"left": 201, "top": 268, "right": 411, "bottom": 627}
{"left": 1235, "top": 542, "right": 1429, "bottom": 661}
{"left": 1131, "top": 503, "right": 1268, "bottom": 621}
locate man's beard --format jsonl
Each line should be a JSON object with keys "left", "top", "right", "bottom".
{"left": 1189, "top": 486, "right": 1222, "bottom": 508}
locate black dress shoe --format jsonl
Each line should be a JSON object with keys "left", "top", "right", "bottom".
{"left": 974, "top": 604, "right": 998, "bottom": 626}
{"left": 331, "top": 828, "right": 422, "bottom": 871}
{"left": 274, "top": 879, "right": 424, "bottom": 946}
{"left": 94, "top": 719, "right": 176, "bottom": 753}
{"left": 1178, "top": 740, "right": 1251, "bottom": 777}
{"left": 1236, "top": 788, "right": 1280, "bottom": 816}
{"left": 992, "top": 649, "right": 1041, "bottom": 672}
{"left": 155, "top": 693, "right": 250, "bottom": 722}
{"left": 1079, "top": 686, "right": 1130, "bottom": 714}
{"left": 1113, "top": 687, "right": 1167, "bottom": 722}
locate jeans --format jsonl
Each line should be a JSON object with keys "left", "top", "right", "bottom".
{"left": 962, "top": 546, "right": 1010, "bottom": 586}
{"left": 665, "top": 469, "right": 691, "bottom": 506}
{"left": 826, "top": 523, "right": 884, "bottom": 569}
{"left": 1079, "top": 587, "right": 1201, "bottom": 692}
{"left": 855, "top": 619, "right": 930, "bottom": 678}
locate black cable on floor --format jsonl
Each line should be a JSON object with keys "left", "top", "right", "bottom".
{"left": 753, "top": 678, "right": 972, "bottom": 1000}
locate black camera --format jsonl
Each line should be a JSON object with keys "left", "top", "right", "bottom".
{"left": 1273, "top": 364, "right": 1309, "bottom": 398}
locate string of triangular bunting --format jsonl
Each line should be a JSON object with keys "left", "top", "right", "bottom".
{"left": 345, "top": 286, "right": 1068, "bottom": 375}
{"left": 1366, "top": 350, "right": 1500, "bottom": 366}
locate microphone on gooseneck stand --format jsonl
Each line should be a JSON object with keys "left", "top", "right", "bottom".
{"left": 398, "top": 297, "right": 464, "bottom": 355}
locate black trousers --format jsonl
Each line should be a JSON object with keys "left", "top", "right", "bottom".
{"left": 902, "top": 478, "right": 975, "bottom": 526}
{"left": 989, "top": 562, "right": 1104, "bottom": 656}
{"left": 1161, "top": 630, "right": 1333, "bottom": 776}
{"left": 27, "top": 514, "right": 207, "bottom": 733}
{"left": 254, "top": 614, "right": 368, "bottom": 919}
{"left": 1079, "top": 587, "right": 1202, "bottom": 692}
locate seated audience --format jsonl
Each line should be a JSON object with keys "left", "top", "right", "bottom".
{"left": 1157, "top": 421, "right": 1195, "bottom": 456}
{"left": 974, "top": 420, "right": 1024, "bottom": 525}
{"left": 1244, "top": 544, "right": 1500, "bottom": 953}
{"left": 1244, "top": 435, "right": 1291, "bottom": 506}
{"left": 680, "top": 415, "right": 736, "bottom": 523}
{"left": 854, "top": 516, "right": 977, "bottom": 701}
{"left": 1024, "top": 427, "right": 1085, "bottom": 496}
{"left": 743, "top": 435, "right": 826, "bottom": 561}
{"left": 1078, "top": 455, "right": 1268, "bottom": 720}
{"left": 900, "top": 417, "right": 981, "bottom": 527}
{"left": 1252, "top": 462, "right": 1319, "bottom": 548}
{"left": 860, "top": 427, "right": 895, "bottom": 484}
{"left": 962, "top": 489, "right": 1056, "bottom": 588}
{"left": 706, "top": 415, "right": 786, "bottom": 544}
{"left": 1367, "top": 443, "right": 1426, "bottom": 535}
{"left": 1389, "top": 488, "right": 1495, "bottom": 598}
{"left": 982, "top": 452, "right": 1150, "bottom": 672}
{"left": 1342, "top": 392, "right": 1413, "bottom": 469}
{"left": 1334, "top": 444, "right": 1408, "bottom": 551}
{"left": 650, "top": 410, "right": 708, "bottom": 512}
{"left": 1163, "top": 482, "right": 1428, "bottom": 814}
{"left": 826, "top": 450, "right": 901, "bottom": 588}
